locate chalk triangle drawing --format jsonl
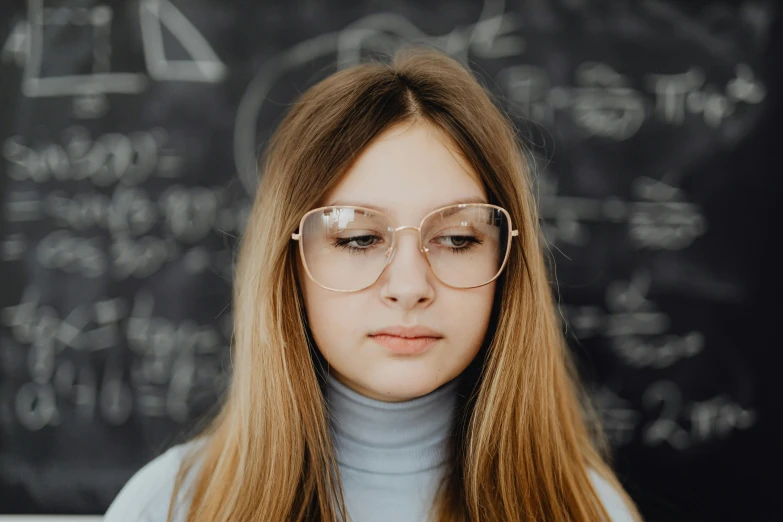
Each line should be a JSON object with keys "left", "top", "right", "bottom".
{"left": 139, "top": 0, "right": 226, "bottom": 83}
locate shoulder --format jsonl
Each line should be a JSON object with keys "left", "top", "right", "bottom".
{"left": 587, "top": 468, "right": 637, "bottom": 522}
{"left": 103, "top": 438, "right": 207, "bottom": 522}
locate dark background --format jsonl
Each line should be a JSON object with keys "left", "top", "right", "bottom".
{"left": 1, "top": 1, "right": 781, "bottom": 520}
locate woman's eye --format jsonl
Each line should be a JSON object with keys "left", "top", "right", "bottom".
{"left": 350, "top": 236, "right": 376, "bottom": 248}
{"left": 332, "top": 234, "right": 381, "bottom": 251}
{"left": 437, "top": 235, "right": 475, "bottom": 247}
{"left": 442, "top": 236, "right": 469, "bottom": 247}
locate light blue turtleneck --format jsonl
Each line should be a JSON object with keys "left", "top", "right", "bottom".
{"left": 325, "top": 371, "right": 462, "bottom": 521}
{"left": 103, "top": 373, "right": 636, "bottom": 521}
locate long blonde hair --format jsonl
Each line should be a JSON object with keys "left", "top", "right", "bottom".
{"left": 168, "top": 46, "right": 643, "bottom": 522}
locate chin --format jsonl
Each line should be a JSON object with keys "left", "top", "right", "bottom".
{"left": 376, "top": 380, "right": 441, "bottom": 402}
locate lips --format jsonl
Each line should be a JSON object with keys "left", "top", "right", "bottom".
{"left": 370, "top": 334, "right": 440, "bottom": 355}
{"left": 369, "top": 325, "right": 443, "bottom": 339}
{"left": 368, "top": 325, "right": 442, "bottom": 356}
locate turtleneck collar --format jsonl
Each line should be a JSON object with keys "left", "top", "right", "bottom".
{"left": 324, "top": 372, "right": 463, "bottom": 475}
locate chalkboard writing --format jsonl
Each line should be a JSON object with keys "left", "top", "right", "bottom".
{"left": 1, "top": 1, "right": 780, "bottom": 520}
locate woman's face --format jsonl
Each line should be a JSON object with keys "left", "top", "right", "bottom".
{"left": 297, "top": 121, "right": 496, "bottom": 402}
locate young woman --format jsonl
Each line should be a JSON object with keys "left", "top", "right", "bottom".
{"left": 104, "top": 47, "right": 644, "bottom": 522}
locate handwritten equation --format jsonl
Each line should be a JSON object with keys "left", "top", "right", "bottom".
{"left": 539, "top": 172, "right": 708, "bottom": 250}
{"left": 562, "top": 268, "right": 704, "bottom": 370}
{"left": 498, "top": 61, "right": 765, "bottom": 140}
{"left": 1, "top": 286, "right": 231, "bottom": 430}
{"left": 592, "top": 382, "right": 756, "bottom": 450}
{"left": 2, "top": 126, "right": 248, "bottom": 280}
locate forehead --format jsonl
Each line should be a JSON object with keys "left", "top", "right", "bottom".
{"left": 323, "top": 121, "right": 487, "bottom": 222}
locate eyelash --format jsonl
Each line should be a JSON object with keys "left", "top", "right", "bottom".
{"left": 331, "top": 235, "right": 483, "bottom": 255}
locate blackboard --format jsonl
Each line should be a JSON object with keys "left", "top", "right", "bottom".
{"left": 1, "top": 1, "right": 780, "bottom": 520}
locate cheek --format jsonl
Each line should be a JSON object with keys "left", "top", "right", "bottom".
{"left": 300, "top": 280, "right": 364, "bottom": 357}
{"left": 298, "top": 256, "right": 339, "bottom": 356}
{"left": 447, "top": 284, "right": 496, "bottom": 344}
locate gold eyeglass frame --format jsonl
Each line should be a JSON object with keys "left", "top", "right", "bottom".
{"left": 291, "top": 203, "right": 518, "bottom": 292}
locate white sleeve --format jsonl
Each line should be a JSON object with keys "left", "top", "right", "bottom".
{"left": 588, "top": 468, "right": 638, "bottom": 522}
{"left": 103, "top": 445, "right": 189, "bottom": 522}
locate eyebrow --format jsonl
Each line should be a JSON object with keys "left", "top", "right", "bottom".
{"left": 325, "top": 196, "right": 489, "bottom": 214}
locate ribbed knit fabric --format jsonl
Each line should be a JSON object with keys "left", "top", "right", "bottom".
{"left": 324, "top": 372, "right": 462, "bottom": 521}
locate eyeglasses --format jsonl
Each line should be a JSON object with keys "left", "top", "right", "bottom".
{"left": 291, "top": 203, "right": 518, "bottom": 292}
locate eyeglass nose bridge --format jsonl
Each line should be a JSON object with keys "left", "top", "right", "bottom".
{"left": 384, "top": 225, "right": 429, "bottom": 265}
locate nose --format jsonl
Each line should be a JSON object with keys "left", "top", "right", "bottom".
{"left": 379, "top": 227, "right": 434, "bottom": 307}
